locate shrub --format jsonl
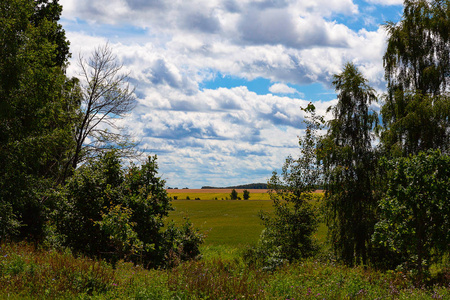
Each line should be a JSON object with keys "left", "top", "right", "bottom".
{"left": 373, "top": 150, "right": 450, "bottom": 280}
{"left": 48, "top": 151, "right": 203, "bottom": 268}
{"left": 163, "top": 219, "right": 205, "bottom": 267}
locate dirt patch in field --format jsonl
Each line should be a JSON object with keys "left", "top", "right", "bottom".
{"left": 166, "top": 189, "right": 269, "bottom": 194}
{"left": 166, "top": 189, "right": 323, "bottom": 194}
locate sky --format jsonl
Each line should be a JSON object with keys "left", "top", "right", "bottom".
{"left": 59, "top": 0, "right": 404, "bottom": 188}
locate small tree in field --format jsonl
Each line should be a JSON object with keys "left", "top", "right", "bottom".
{"left": 246, "top": 103, "right": 322, "bottom": 269}
{"left": 230, "top": 189, "right": 238, "bottom": 200}
{"left": 243, "top": 190, "right": 250, "bottom": 200}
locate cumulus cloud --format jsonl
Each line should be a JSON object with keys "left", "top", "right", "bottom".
{"left": 59, "top": 0, "right": 400, "bottom": 187}
{"left": 269, "top": 83, "right": 298, "bottom": 94}
{"left": 365, "top": 0, "right": 403, "bottom": 5}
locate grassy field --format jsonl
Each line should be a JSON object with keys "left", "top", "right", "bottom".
{"left": 167, "top": 189, "right": 272, "bottom": 246}
{"left": 168, "top": 189, "right": 327, "bottom": 247}
{"left": 169, "top": 199, "right": 273, "bottom": 246}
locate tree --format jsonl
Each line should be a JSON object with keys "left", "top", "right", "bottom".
{"left": 243, "top": 190, "right": 250, "bottom": 200}
{"left": 70, "top": 44, "right": 137, "bottom": 171}
{"left": 319, "top": 63, "right": 378, "bottom": 266}
{"left": 0, "top": 0, "right": 77, "bottom": 240}
{"left": 230, "top": 189, "right": 238, "bottom": 200}
{"left": 373, "top": 150, "right": 450, "bottom": 280}
{"left": 381, "top": 0, "right": 450, "bottom": 156}
{"left": 249, "top": 103, "right": 321, "bottom": 268}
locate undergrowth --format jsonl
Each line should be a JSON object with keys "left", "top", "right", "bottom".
{"left": 0, "top": 241, "right": 449, "bottom": 299}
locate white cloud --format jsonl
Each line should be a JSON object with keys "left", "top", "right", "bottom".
{"left": 59, "top": 0, "right": 399, "bottom": 187}
{"left": 269, "top": 83, "right": 298, "bottom": 94}
{"left": 364, "top": 0, "right": 403, "bottom": 5}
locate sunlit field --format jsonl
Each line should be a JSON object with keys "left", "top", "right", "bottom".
{"left": 166, "top": 188, "right": 272, "bottom": 200}
{"left": 167, "top": 189, "right": 327, "bottom": 247}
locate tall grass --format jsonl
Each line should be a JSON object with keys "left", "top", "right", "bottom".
{"left": 1, "top": 241, "right": 448, "bottom": 299}
{"left": 0, "top": 242, "right": 114, "bottom": 299}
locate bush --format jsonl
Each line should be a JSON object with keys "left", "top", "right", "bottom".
{"left": 0, "top": 202, "right": 20, "bottom": 241}
{"left": 48, "top": 151, "right": 203, "bottom": 268}
{"left": 230, "top": 189, "right": 238, "bottom": 200}
{"left": 163, "top": 219, "right": 205, "bottom": 267}
{"left": 373, "top": 150, "right": 450, "bottom": 279}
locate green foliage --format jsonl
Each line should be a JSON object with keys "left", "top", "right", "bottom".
{"left": 319, "top": 63, "right": 378, "bottom": 266}
{"left": 163, "top": 219, "right": 205, "bottom": 268}
{"left": 381, "top": 91, "right": 450, "bottom": 156}
{"left": 230, "top": 189, "right": 238, "bottom": 200}
{"left": 243, "top": 189, "right": 250, "bottom": 200}
{"left": 383, "top": 0, "right": 450, "bottom": 96}
{"left": 373, "top": 150, "right": 450, "bottom": 279}
{"left": 252, "top": 104, "right": 322, "bottom": 268}
{"left": 0, "top": 0, "right": 77, "bottom": 241}
{"left": 382, "top": 0, "right": 450, "bottom": 155}
{"left": 95, "top": 204, "right": 144, "bottom": 266}
{"left": 50, "top": 151, "right": 203, "bottom": 268}
{"left": 0, "top": 202, "right": 20, "bottom": 241}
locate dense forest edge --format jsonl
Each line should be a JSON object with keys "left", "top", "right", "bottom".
{"left": 201, "top": 183, "right": 268, "bottom": 189}
{"left": 1, "top": 0, "right": 449, "bottom": 299}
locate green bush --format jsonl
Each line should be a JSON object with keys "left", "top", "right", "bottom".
{"left": 373, "top": 150, "right": 450, "bottom": 279}
{"left": 48, "top": 151, "right": 203, "bottom": 268}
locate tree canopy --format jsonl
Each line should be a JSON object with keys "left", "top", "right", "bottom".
{"left": 381, "top": 0, "right": 450, "bottom": 155}
{"left": 319, "top": 63, "right": 378, "bottom": 266}
{"left": 0, "top": 0, "right": 76, "bottom": 240}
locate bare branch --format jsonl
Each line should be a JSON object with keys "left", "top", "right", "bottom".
{"left": 71, "top": 43, "right": 138, "bottom": 169}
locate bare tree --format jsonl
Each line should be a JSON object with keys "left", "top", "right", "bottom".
{"left": 71, "top": 43, "right": 137, "bottom": 170}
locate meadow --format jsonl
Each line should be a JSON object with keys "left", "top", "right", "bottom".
{"left": 167, "top": 189, "right": 273, "bottom": 246}
{"left": 167, "top": 189, "right": 327, "bottom": 247}
{"left": 1, "top": 241, "right": 449, "bottom": 299}
{"left": 1, "top": 190, "right": 448, "bottom": 299}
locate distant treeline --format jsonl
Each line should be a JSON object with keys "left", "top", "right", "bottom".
{"left": 202, "top": 183, "right": 268, "bottom": 189}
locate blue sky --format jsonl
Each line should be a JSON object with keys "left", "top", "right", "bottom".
{"left": 60, "top": 0, "right": 404, "bottom": 188}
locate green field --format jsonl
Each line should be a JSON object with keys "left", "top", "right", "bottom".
{"left": 169, "top": 199, "right": 273, "bottom": 245}
{"left": 168, "top": 190, "right": 327, "bottom": 247}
